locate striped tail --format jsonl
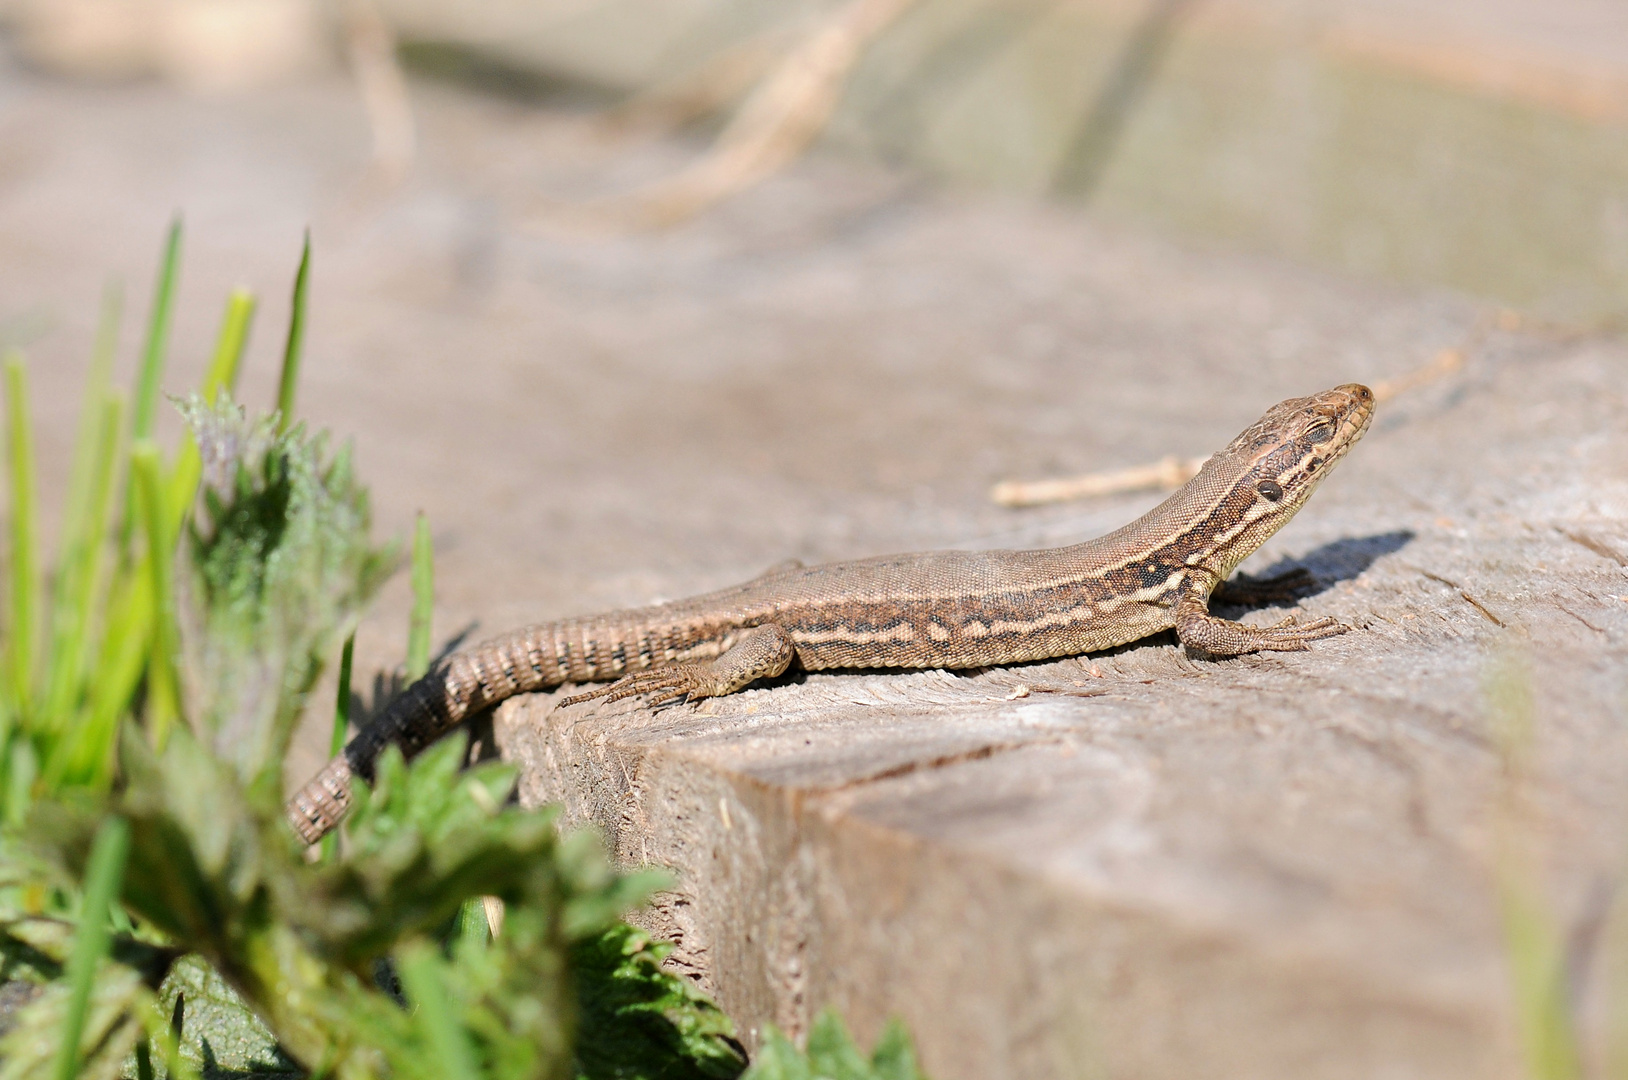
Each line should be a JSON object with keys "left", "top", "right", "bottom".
{"left": 284, "top": 626, "right": 574, "bottom": 844}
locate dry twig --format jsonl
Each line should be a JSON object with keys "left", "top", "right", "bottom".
{"left": 992, "top": 455, "right": 1207, "bottom": 508}
{"left": 346, "top": 0, "right": 415, "bottom": 184}
{"left": 542, "top": 0, "right": 919, "bottom": 231}
{"left": 992, "top": 319, "right": 1493, "bottom": 508}
{"left": 598, "top": 29, "right": 791, "bottom": 136}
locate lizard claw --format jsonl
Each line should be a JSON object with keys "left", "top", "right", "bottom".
{"left": 1254, "top": 614, "right": 1346, "bottom": 649}
{"left": 559, "top": 665, "right": 707, "bottom": 709}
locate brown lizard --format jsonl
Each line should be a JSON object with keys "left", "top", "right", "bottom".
{"left": 288, "top": 383, "right": 1375, "bottom": 844}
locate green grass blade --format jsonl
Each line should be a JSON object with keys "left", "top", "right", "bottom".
{"left": 456, "top": 897, "right": 491, "bottom": 948}
{"left": 44, "top": 281, "right": 124, "bottom": 730}
{"left": 329, "top": 633, "right": 355, "bottom": 757}
{"left": 4, "top": 731, "right": 36, "bottom": 826}
{"left": 132, "top": 219, "right": 181, "bottom": 442}
{"left": 51, "top": 815, "right": 130, "bottom": 1080}
{"left": 131, "top": 442, "right": 180, "bottom": 748}
{"left": 5, "top": 353, "right": 40, "bottom": 721}
{"left": 202, "top": 287, "right": 254, "bottom": 402}
{"left": 56, "top": 282, "right": 122, "bottom": 573}
{"left": 54, "top": 571, "right": 151, "bottom": 790}
{"left": 166, "top": 288, "right": 256, "bottom": 525}
{"left": 118, "top": 220, "right": 182, "bottom": 564}
{"left": 397, "top": 942, "right": 480, "bottom": 1080}
{"left": 407, "top": 512, "right": 432, "bottom": 680}
{"left": 42, "top": 392, "right": 125, "bottom": 729}
{"left": 320, "top": 632, "right": 355, "bottom": 863}
{"left": 276, "top": 232, "right": 311, "bottom": 433}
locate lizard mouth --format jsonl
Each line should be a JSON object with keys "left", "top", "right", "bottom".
{"left": 1328, "top": 383, "right": 1376, "bottom": 454}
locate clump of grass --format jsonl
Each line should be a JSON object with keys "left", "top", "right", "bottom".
{"left": 0, "top": 225, "right": 918, "bottom": 1080}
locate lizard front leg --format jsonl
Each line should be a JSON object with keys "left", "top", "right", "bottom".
{"left": 1174, "top": 572, "right": 1346, "bottom": 655}
{"left": 559, "top": 623, "right": 797, "bottom": 708}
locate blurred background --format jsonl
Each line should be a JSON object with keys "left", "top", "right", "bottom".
{"left": 6, "top": 0, "right": 1628, "bottom": 313}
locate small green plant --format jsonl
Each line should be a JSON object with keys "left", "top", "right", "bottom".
{"left": 0, "top": 227, "right": 920, "bottom": 1080}
{"left": 741, "top": 1010, "right": 925, "bottom": 1080}
{"left": 571, "top": 923, "right": 744, "bottom": 1080}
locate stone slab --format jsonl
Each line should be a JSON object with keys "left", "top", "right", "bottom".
{"left": 495, "top": 337, "right": 1628, "bottom": 1078}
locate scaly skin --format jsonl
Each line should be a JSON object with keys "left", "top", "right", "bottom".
{"left": 287, "top": 384, "right": 1375, "bottom": 844}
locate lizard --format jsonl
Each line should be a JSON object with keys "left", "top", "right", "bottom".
{"left": 287, "top": 382, "right": 1375, "bottom": 844}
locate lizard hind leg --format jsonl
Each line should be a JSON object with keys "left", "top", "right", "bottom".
{"left": 558, "top": 623, "right": 797, "bottom": 708}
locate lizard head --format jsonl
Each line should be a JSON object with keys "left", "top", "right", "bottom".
{"left": 1236, "top": 382, "right": 1374, "bottom": 506}
{"left": 1189, "top": 383, "right": 1375, "bottom": 576}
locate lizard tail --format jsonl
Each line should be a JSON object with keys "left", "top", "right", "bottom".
{"left": 285, "top": 626, "right": 571, "bottom": 845}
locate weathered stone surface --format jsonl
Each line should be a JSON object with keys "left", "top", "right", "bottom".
{"left": 496, "top": 331, "right": 1628, "bottom": 1079}
{"left": 2, "top": 52, "right": 1626, "bottom": 1080}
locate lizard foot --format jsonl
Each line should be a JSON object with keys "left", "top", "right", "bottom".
{"left": 1246, "top": 613, "right": 1347, "bottom": 650}
{"left": 1176, "top": 605, "right": 1349, "bottom": 655}
{"left": 558, "top": 624, "right": 798, "bottom": 710}
{"left": 559, "top": 665, "right": 713, "bottom": 709}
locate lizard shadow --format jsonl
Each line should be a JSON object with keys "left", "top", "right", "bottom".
{"left": 345, "top": 621, "right": 481, "bottom": 730}
{"left": 1219, "top": 529, "right": 1415, "bottom": 609}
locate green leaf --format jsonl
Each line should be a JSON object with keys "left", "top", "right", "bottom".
{"left": 275, "top": 234, "right": 310, "bottom": 434}
{"left": 53, "top": 570, "right": 151, "bottom": 791}
{"left": 154, "top": 954, "right": 297, "bottom": 1077}
{"left": 51, "top": 817, "right": 129, "bottom": 1080}
{"left": 5, "top": 353, "right": 39, "bottom": 721}
{"left": 131, "top": 219, "right": 181, "bottom": 443}
{"left": 179, "top": 398, "right": 393, "bottom": 785}
{"left": 741, "top": 1011, "right": 927, "bottom": 1080}
{"left": 397, "top": 940, "right": 482, "bottom": 1080}
{"left": 571, "top": 922, "right": 745, "bottom": 1080}
{"left": 131, "top": 443, "right": 181, "bottom": 748}
{"left": 0, "top": 960, "right": 147, "bottom": 1080}
{"left": 166, "top": 287, "right": 256, "bottom": 532}
{"left": 41, "top": 281, "right": 123, "bottom": 738}
{"left": 40, "top": 391, "right": 124, "bottom": 735}
{"left": 320, "top": 632, "right": 356, "bottom": 865}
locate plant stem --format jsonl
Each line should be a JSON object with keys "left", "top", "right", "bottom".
{"left": 52, "top": 816, "right": 131, "bottom": 1080}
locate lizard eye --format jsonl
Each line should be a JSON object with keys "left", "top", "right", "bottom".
{"left": 1306, "top": 419, "right": 1335, "bottom": 444}
{"left": 1256, "top": 479, "right": 1284, "bottom": 501}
